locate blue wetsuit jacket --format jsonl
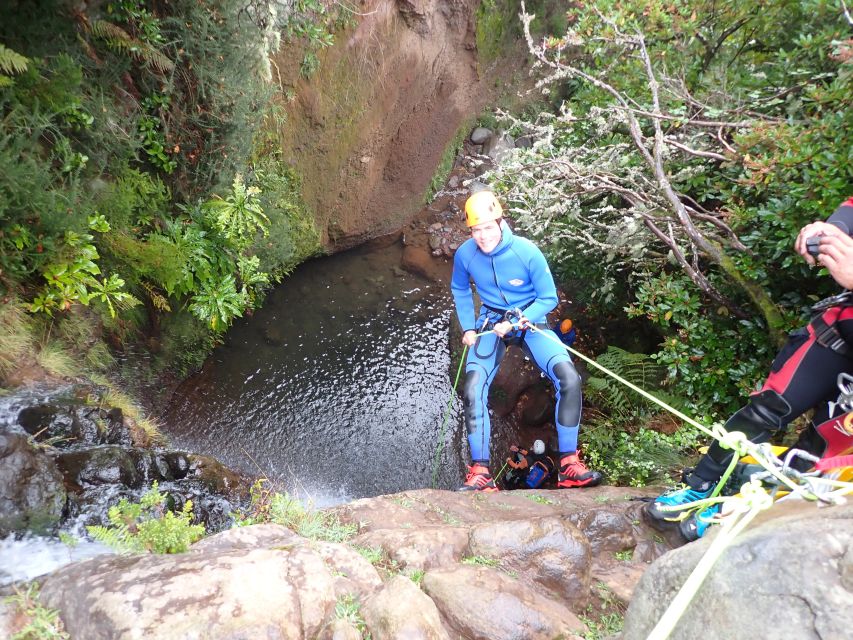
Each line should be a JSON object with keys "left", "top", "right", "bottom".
{"left": 451, "top": 224, "right": 558, "bottom": 329}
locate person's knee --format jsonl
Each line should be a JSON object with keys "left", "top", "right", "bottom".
{"left": 727, "top": 390, "right": 793, "bottom": 436}
{"left": 552, "top": 361, "right": 581, "bottom": 396}
{"left": 703, "top": 390, "right": 793, "bottom": 469}
{"left": 462, "top": 370, "right": 483, "bottom": 433}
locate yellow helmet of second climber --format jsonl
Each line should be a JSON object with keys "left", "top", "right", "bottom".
{"left": 465, "top": 191, "right": 503, "bottom": 227}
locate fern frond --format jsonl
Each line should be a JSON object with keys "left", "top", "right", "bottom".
{"left": 141, "top": 281, "right": 172, "bottom": 311}
{"left": 87, "top": 523, "right": 137, "bottom": 553}
{"left": 0, "top": 44, "right": 29, "bottom": 75}
{"left": 587, "top": 346, "right": 669, "bottom": 417}
{"left": 88, "top": 20, "right": 174, "bottom": 74}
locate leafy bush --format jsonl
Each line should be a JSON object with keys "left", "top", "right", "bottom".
{"left": 87, "top": 481, "right": 205, "bottom": 554}
{"left": 0, "top": 0, "right": 330, "bottom": 383}
{"left": 3, "top": 583, "right": 69, "bottom": 640}
{"left": 583, "top": 422, "right": 702, "bottom": 487}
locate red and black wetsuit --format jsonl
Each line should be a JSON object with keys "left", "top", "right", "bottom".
{"left": 694, "top": 197, "right": 853, "bottom": 482}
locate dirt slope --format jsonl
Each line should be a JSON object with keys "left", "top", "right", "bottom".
{"left": 273, "top": 0, "right": 487, "bottom": 250}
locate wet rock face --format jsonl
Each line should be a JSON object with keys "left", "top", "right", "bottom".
{"left": 17, "top": 404, "right": 130, "bottom": 448}
{"left": 0, "top": 386, "right": 247, "bottom": 537}
{"left": 0, "top": 431, "right": 66, "bottom": 536}
{"left": 468, "top": 516, "right": 593, "bottom": 603}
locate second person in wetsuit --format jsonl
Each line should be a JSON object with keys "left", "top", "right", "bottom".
{"left": 450, "top": 190, "right": 602, "bottom": 491}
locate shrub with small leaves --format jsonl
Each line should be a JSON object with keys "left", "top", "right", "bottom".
{"left": 87, "top": 481, "right": 205, "bottom": 554}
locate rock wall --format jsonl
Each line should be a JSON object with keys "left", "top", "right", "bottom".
{"left": 274, "top": 0, "right": 486, "bottom": 250}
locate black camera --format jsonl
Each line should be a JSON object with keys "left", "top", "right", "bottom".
{"left": 806, "top": 235, "right": 821, "bottom": 258}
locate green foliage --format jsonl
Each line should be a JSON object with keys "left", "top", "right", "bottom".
{"left": 0, "top": 44, "right": 29, "bottom": 75}
{"left": 580, "top": 582, "right": 625, "bottom": 640}
{"left": 425, "top": 122, "right": 469, "bottom": 203}
{"left": 353, "top": 545, "right": 384, "bottom": 565}
{"left": 333, "top": 594, "right": 369, "bottom": 636}
{"left": 204, "top": 174, "right": 270, "bottom": 250}
{"left": 233, "top": 479, "right": 358, "bottom": 542}
{"left": 87, "top": 481, "right": 205, "bottom": 554}
{"left": 189, "top": 273, "right": 246, "bottom": 331}
{"left": 251, "top": 153, "right": 322, "bottom": 277}
{"left": 29, "top": 217, "right": 140, "bottom": 318}
{"left": 483, "top": 0, "right": 852, "bottom": 418}
{"left": 0, "top": 0, "right": 329, "bottom": 382}
{"left": 580, "top": 611, "right": 624, "bottom": 640}
{"left": 583, "top": 422, "right": 703, "bottom": 487}
{"left": 3, "top": 583, "right": 69, "bottom": 640}
{"left": 0, "top": 299, "right": 34, "bottom": 379}
{"left": 585, "top": 347, "right": 672, "bottom": 418}
{"left": 461, "top": 555, "right": 501, "bottom": 567}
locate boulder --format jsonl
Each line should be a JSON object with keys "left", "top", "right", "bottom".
{"left": 470, "top": 127, "right": 493, "bottom": 144}
{"left": 483, "top": 133, "right": 515, "bottom": 164}
{"left": 0, "top": 431, "right": 66, "bottom": 535}
{"left": 564, "top": 506, "right": 637, "bottom": 556}
{"left": 468, "top": 516, "right": 592, "bottom": 604}
{"left": 352, "top": 526, "right": 468, "bottom": 571}
{"left": 40, "top": 536, "right": 339, "bottom": 640}
{"left": 362, "top": 575, "right": 450, "bottom": 639}
{"left": 621, "top": 501, "right": 853, "bottom": 640}
{"left": 422, "top": 565, "right": 585, "bottom": 640}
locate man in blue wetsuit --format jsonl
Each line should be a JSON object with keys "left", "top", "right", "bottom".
{"left": 450, "top": 190, "right": 602, "bottom": 491}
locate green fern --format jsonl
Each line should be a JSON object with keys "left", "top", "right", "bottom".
{"left": 0, "top": 44, "right": 29, "bottom": 75}
{"left": 87, "top": 481, "right": 205, "bottom": 554}
{"left": 586, "top": 347, "right": 673, "bottom": 418}
{"left": 88, "top": 19, "right": 174, "bottom": 73}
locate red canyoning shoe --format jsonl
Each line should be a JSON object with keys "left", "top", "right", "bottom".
{"left": 458, "top": 463, "right": 499, "bottom": 492}
{"left": 557, "top": 452, "right": 603, "bottom": 488}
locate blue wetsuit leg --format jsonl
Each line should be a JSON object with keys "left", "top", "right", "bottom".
{"left": 521, "top": 329, "right": 582, "bottom": 452}
{"left": 462, "top": 329, "right": 506, "bottom": 462}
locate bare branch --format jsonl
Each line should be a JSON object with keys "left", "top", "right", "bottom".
{"left": 664, "top": 137, "right": 729, "bottom": 161}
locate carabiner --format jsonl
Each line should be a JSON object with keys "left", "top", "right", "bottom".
{"left": 503, "top": 307, "right": 524, "bottom": 327}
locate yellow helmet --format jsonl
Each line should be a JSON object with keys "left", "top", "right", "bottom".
{"left": 464, "top": 191, "right": 503, "bottom": 227}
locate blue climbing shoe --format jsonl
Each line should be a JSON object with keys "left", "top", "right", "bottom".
{"left": 645, "top": 475, "right": 717, "bottom": 526}
{"left": 679, "top": 503, "right": 722, "bottom": 541}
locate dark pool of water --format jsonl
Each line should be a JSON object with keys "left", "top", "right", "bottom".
{"left": 163, "top": 240, "right": 468, "bottom": 504}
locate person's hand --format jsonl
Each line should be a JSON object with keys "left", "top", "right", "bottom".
{"left": 817, "top": 233, "right": 853, "bottom": 289}
{"left": 517, "top": 315, "right": 532, "bottom": 330}
{"left": 795, "top": 221, "right": 843, "bottom": 265}
{"left": 493, "top": 320, "right": 513, "bottom": 337}
{"left": 462, "top": 330, "right": 477, "bottom": 347}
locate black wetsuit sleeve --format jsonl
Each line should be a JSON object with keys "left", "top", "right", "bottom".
{"left": 827, "top": 196, "right": 853, "bottom": 236}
